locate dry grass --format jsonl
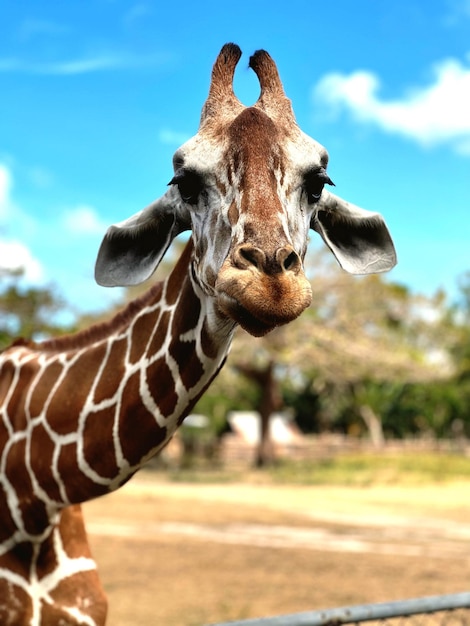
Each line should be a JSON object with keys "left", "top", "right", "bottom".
{"left": 83, "top": 470, "right": 470, "bottom": 626}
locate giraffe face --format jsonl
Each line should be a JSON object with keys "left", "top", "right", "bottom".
{"left": 95, "top": 44, "right": 397, "bottom": 336}
{"left": 171, "top": 108, "right": 332, "bottom": 336}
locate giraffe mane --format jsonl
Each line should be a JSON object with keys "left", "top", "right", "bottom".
{"left": 14, "top": 282, "right": 164, "bottom": 354}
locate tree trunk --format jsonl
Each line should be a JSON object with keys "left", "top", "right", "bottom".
{"left": 255, "top": 409, "right": 273, "bottom": 468}
{"left": 359, "top": 404, "right": 385, "bottom": 448}
{"left": 236, "top": 360, "right": 282, "bottom": 468}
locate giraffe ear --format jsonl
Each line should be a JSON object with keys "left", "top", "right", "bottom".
{"left": 310, "top": 191, "right": 397, "bottom": 274}
{"left": 95, "top": 191, "right": 190, "bottom": 287}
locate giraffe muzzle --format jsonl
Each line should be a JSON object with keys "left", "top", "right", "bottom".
{"left": 215, "top": 245, "right": 312, "bottom": 336}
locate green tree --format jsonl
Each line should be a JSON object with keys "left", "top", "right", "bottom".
{"left": 0, "top": 269, "right": 72, "bottom": 349}
{"left": 450, "top": 271, "right": 470, "bottom": 378}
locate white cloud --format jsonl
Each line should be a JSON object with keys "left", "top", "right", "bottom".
{"left": 0, "top": 240, "right": 43, "bottom": 282}
{"left": 0, "top": 55, "right": 124, "bottom": 75}
{"left": 0, "top": 51, "right": 171, "bottom": 76}
{"left": 0, "top": 163, "right": 43, "bottom": 282}
{"left": 0, "top": 162, "right": 39, "bottom": 234}
{"left": 62, "top": 205, "right": 107, "bottom": 236}
{"left": 313, "top": 56, "right": 470, "bottom": 154}
{"left": 0, "top": 164, "right": 13, "bottom": 219}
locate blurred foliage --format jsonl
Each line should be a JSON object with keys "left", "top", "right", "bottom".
{"left": 0, "top": 268, "right": 75, "bottom": 350}
{"left": 450, "top": 271, "right": 470, "bottom": 379}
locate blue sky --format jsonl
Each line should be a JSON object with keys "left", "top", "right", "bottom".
{"left": 1, "top": 0, "right": 470, "bottom": 315}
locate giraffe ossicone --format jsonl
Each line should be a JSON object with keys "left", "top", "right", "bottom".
{"left": 0, "top": 43, "right": 396, "bottom": 625}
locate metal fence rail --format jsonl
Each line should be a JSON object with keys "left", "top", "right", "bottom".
{"left": 208, "top": 592, "right": 470, "bottom": 626}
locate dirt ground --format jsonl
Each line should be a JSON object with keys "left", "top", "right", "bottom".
{"left": 83, "top": 472, "right": 470, "bottom": 626}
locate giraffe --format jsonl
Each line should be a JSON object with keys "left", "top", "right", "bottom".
{"left": 0, "top": 44, "right": 396, "bottom": 625}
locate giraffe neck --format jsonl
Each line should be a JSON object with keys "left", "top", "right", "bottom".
{"left": 0, "top": 240, "right": 236, "bottom": 625}
{"left": 0, "top": 240, "right": 235, "bottom": 540}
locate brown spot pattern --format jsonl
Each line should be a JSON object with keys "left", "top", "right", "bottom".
{"left": 146, "top": 310, "right": 170, "bottom": 358}
{"left": 4, "top": 439, "right": 49, "bottom": 535}
{"left": 46, "top": 345, "right": 107, "bottom": 435}
{"left": 29, "top": 422, "right": 63, "bottom": 502}
{"left": 0, "top": 483, "right": 17, "bottom": 543}
{"left": 7, "top": 362, "right": 38, "bottom": 429}
{"left": 170, "top": 339, "right": 204, "bottom": 391}
{"left": 82, "top": 406, "right": 119, "bottom": 479}
{"left": 174, "top": 280, "right": 201, "bottom": 336}
{"left": 93, "top": 338, "right": 127, "bottom": 405}
{"left": 119, "top": 371, "right": 168, "bottom": 466}
{"left": 28, "top": 361, "right": 64, "bottom": 418}
{"left": 129, "top": 308, "right": 159, "bottom": 364}
{"left": 57, "top": 443, "right": 107, "bottom": 503}
{"left": 146, "top": 357, "right": 178, "bottom": 419}
{"left": 0, "top": 577, "right": 31, "bottom": 624}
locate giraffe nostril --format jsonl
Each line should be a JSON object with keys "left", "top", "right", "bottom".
{"left": 276, "top": 247, "right": 301, "bottom": 273}
{"left": 234, "top": 245, "right": 266, "bottom": 270}
{"left": 234, "top": 245, "right": 301, "bottom": 274}
{"left": 283, "top": 251, "right": 299, "bottom": 271}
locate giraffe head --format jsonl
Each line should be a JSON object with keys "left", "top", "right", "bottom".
{"left": 95, "top": 44, "right": 396, "bottom": 336}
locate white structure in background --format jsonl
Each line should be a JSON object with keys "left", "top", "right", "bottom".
{"left": 227, "top": 411, "right": 303, "bottom": 446}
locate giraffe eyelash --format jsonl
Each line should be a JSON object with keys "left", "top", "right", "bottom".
{"left": 304, "top": 168, "right": 335, "bottom": 204}
{"left": 169, "top": 169, "right": 204, "bottom": 205}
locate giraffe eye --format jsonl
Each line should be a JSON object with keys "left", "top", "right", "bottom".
{"left": 304, "top": 168, "right": 335, "bottom": 204}
{"left": 169, "top": 169, "right": 204, "bottom": 205}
